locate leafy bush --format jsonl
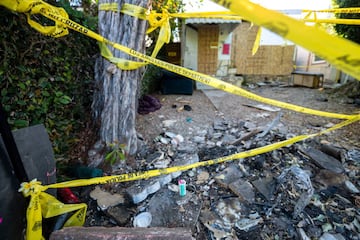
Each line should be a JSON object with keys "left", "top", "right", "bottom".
{"left": 0, "top": 4, "right": 98, "bottom": 154}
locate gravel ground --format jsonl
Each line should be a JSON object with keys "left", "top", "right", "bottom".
{"left": 136, "top": 84, "right": 360, "bottom": 150}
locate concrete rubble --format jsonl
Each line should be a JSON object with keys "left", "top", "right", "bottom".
{"left": 52, "top": 97, "right": 360, "bottom": 240}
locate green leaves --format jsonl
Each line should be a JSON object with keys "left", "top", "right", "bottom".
{"left": 13, "top": 119, "right": 29, "bottom": 128}
{"left": 0, "top": 5, "right": 98, "bottom": 154}
{"left": 105, "top": 142, "right": 127, "bottom": 165}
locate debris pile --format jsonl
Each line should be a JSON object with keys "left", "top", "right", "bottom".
{"left": 72, "top": 111, "right": 360, "bottom": 240}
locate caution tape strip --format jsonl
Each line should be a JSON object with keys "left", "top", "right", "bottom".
{"left": 304, "top": 18, "right": 360, "bottom": 25}
{"left": 302, "top": 8, "right": 360, "bottom": 14}
{"left": 7, "top": 1, "right": 356, "bottom": 119}
{"left": 1, "top": 0, "right": 360, "bottom": 239}
{"left": 210, "top": 0, "right": 360, "bottom": 80}
{"left": 19, "top": 114, "right": 360, "bottom": 239}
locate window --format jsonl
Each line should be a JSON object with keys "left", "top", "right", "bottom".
{"left": 312, "top": 54, "right": 325, "bottom": 64}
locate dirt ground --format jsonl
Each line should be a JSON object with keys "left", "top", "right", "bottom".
{"left": 136, "top": 84, "right": 360, "bottom": 151}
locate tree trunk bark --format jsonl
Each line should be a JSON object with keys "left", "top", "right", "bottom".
{"left": 92, "top": 0, "right": 148, "bottom": 156}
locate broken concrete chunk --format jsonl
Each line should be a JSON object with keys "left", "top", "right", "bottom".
{"left": 106, "top": 206, "right": 132, "bottom": 226}
{"left": 148, "top": 188, "right": 201, "bottom": 228}
{"left": 319, "top": 232, "right": 346, "bottom": 240}
{"left": 235, "top": 217, "right": 263, "bottom": 232}
{"left": 229, "top": 179, "right": 255, "bottom": 203}
{"left": 215, "top": 165, "right": 243, "bottom": 188}
{"left": 170, "top": 153, "right": 200, "bottom": 178}
{"left": 252, "top": 176, "right": 276, "bottom": 201}
{"left": 300, "top": 146, "right": 344, "bottom": 173}
{"left": 126, "top": 180, "right": 161, "bottom": 204}
{"left": 90, "top": 186, "right": 125, "bottom": 211}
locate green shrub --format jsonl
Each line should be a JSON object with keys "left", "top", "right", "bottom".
{"left": 0, "top": 4, "right": 98, "bottom": 154}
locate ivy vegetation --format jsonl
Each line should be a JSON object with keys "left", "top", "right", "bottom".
{"left": 0, "top": 2, "right": 98, "bottom": 154}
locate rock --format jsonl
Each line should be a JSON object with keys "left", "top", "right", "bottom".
{"left": 319, "top": 232, "right": 346, "bottom": 240}
{"left": 177, "top": 143, "right": 198, "bottom": 154}
{"left": 229, "top": 179, "right": 255, "bottom": 203}
{"left": 193, "top": 136, "right": 206, "bottom": 144}
{"left": 213, "top": 119, "right": 228, "bottom": 130}
{"left": 344, "top": 180, "right": 360, "bottom": 194}
{"left": 215, "top": 165, "right": 244, "bottom": 188}
{"left": 235, "top": 217, "right": 263, "bottom": 232}
{"left": 196, "top": 171, "right": 209, "bottom": 184}
{"left": 221, "top": 134, "right": 237, "bottom": 144}
{"left": 252, "top": 176, "right": 276, "bottom": 201}
{"left": 212, "top": 132, "right": 223, "bottom": 139}
{"left": 50, "top": 227, "right": 194, "bottom": 240}
{"left": 244, "top": 121, "right": 256, "bottom": 130}
{"left": 300, "top": 146, "right": 344, "bottom": 173}
{"left": 106, "top": 206, "right": 132, "bottom": 225}
{"left": 148, "top": 188, "right": 201, "bottom": 228}
{"left": 157, "top": 174, "right": 172, "bottom": 186}
{"left": 162, "top": 119, "right": 177, "bottom": 128}
{"left": 126, "top": 180, "right": 161, "bottom": 204}
{"left": 90, "top": 186, "right": 125, "bottom": 211}
{"left": 170, "top": 153, "right": 199, "bottom": 178}
{"left": 313, "top": 169, "right": 347, "bottom": 189}
{"left": 171, "top": 134, "right": 184, "bottom": 146}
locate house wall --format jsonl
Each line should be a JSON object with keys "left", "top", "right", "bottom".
{"left": 294, "top": 46, "right": 338, "bottom": 83}
{"left": 231, "top": 22, "right": 295, "bottom": 76}
{"left": 216, "top": 24, "right": 234, "bottom": 77}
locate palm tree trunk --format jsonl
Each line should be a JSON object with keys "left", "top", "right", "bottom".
{"left": 92, "top": 0, "right": 148, "bottom": 157}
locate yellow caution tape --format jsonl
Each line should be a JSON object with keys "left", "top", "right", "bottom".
{"left": 302, "top": 8, "right": 360, "bottom": 14}
{"left": 18, "top": 114, "right": 360, "bottom": 239}
{"left": 18, "top": 179, "right": 87, "bottom": 240}
{"left": 3, "top": 1, "right": 360, "bottom": 239}
{"left": 210, "top": 0, "right": 360, "bottom": 81}
{"left": 99, "top": 42, "right": 147, "bottom": 70}
{"left": 1, "top": 0, "right": 69, "bottom": 38}
{"left": 304, "top": 18, "right": 360, "bottom": 25}
{"left": 99, "top": 4, "right": 360, "bottom": 69}
{"left": 1, "top": 0, "right": 359, "bottom": 120}
{"left": 98, "top": 3, "right": 171, "bottom": 70}
{"left": 302, "top": 10, "right": 360, "bottom": 25}
{"left": 252, "top": 27, "right": 262, "bottom": 55}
